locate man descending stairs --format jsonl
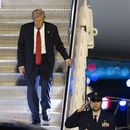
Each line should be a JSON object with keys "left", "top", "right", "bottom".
{"left": 0, "top": 0, "right": 72, "bottom": 129}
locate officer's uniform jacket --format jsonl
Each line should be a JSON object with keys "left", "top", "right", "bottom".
{"left": 65, "top": 109, "right": 115, "bottom": 130}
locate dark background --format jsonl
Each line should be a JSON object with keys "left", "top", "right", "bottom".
{"left": 88, "top": 0, "right": 130, "bottom": 61}
{"left": 86, "top": 58, "right": 130, "bottom": 128}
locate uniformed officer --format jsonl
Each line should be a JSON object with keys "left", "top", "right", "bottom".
{"left": 65, "top": 91, "right": 116, "bottom": 130}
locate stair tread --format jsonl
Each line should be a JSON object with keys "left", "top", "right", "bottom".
{"left": 41, "top": 125, "right": 60, "bottom": 130}
{"left": 0, "top": 72, "right": 66, "bottom": 76}
{"left": 0, "top": 59, "right": 65, "bottom": 64}
{"left": 0, "top": 8, "right": 70, "bottom": 11}
{"left": 0, "top": 19, "right": 69, "bottom": 24}
{"left": 0, "top": 33, "right": 67, "bottom": 37}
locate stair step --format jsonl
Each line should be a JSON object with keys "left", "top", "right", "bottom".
{"left": 0, "top": 9, "right": 70, "bottom": 19}
{"left": 0, "top": 31, "right": 68, "bottom": 38}
{"left": 0, "top": 37, "right": 68, "bottom": 49}
{"left": 0, "top": 60, "right": 16, "bottom": 73}
{"left": 0, "top": 36, "right": 18, "bottom": 47}
{"left": 0, "top": 85, "right": 65, "bottom": 99}
{"left": 0, "top": 122, "right": 60, "bottom": 130}
{"left": 0, "top": 19, "right": 69, "bottom": 24}
{"left": 0, "top": 36, "right": 68, "bottom": 49}
{"left": 0, "top": 73, "right": 66, "bottom": 86}
{"left": 41, "top": 125, "right": 60, "bottom": 130}
{"left": 0, "top": 44, "right": 69, "bottom": 60}
{"left": 0, "top": 21, "right": 69, "bottom": 34}
{"left": 0, "top": 111, "right": 62, "bottom": 125}
{"left": 0, "top": 99, "right": 63, "bottom": 112}
{"left": 0, "top": 60, "right": 66, "bottom": 73}
{"left": 2, "top": 0, "right": 71, "bottom": 9}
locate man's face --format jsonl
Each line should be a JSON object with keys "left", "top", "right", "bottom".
{"left": 33, "top": 14, "right": 45, "bottom": 29}
{"left": 90, "top": 101, "right": 102, "bottom": 112}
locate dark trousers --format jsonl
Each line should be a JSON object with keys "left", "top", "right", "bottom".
{"left": 26, "top": 55, "right": 52, "bottom": 122}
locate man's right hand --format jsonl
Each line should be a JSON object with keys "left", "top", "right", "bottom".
{"left": 77, "top": 103, "right": 87, "bottom": 112}
{"left": 18, "top": 66, "right": 25, "bottom": 75}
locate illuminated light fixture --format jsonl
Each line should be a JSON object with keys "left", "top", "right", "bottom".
{"left": 106, "top": 67, "right": 114, "bottom": 76}
{"left": 114, "top": 66, "right": 121, "bottom": 75}
{"left": 97, "top": 67, "right": 105, "bottom": 76}
{"left": 121, "top": 68, "right": 129, "bottom": 77}
{"left": 90, "top": 73, "right": 98, "bottom": 81}
{"left": 119, "top": 99, "right": 127, "bottom": 106}
{"left": 102, "top": 97, "right": 111, "bottom": 110}
{"left": 86, "top": 77, "right": 91, "bottom": 85}
{"left": 119, "top": 99, "right": 127, "bottom": 111}
{"left": 87, "top": 63, "right": 96, "bottom": 71}
{"left": 126, "top": 79, "right": 130, "bottom": 87}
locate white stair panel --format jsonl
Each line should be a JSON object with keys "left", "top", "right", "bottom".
{"left": 0, "top": 111, "right": 62, "bottom": 125}
{"left": 0, "top": 60, "right": 66, "bottom": 73}
{"left": 0, "top": 9, "right": 70, "bottom": 20}
{"left": 2, "top": 0, "right": 71, "bottom": 9}
{"left": 0, "top": 99, "right": 63, "bottom": 112}
{"left": 0, "top": 73, "right": 66, "bottom": 86}
{"left": 0, "top": 85, "right": 65, "bottom": 99}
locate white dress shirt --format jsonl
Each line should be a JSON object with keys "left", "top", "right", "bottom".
{"left": 92, "top": 110, "right": 101, "bottom": 122}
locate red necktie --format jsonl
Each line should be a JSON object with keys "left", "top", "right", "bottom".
{"left": 36, "top": 28, "right": 42, "bottom": 65}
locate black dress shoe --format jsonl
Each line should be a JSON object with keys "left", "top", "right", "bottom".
{"left": 42, "top": 111, "right": 50, "bottom": 121}
{"left": 42, "top": 114, "right": 50, "bottom": 121}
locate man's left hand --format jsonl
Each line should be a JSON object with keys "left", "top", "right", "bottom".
{"left": 65, "top": 59, "right": 72, "bottom": 67}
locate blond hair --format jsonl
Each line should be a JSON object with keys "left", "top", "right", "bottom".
{"left": 32, "top": 9, "right": 45, "bottom": 20}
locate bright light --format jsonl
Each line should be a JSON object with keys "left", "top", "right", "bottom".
{"left": 102, "top": 97, "right": 111, "bottom": 110}
{"left": 126, "top": 79, "right": 130, "bottom": 87}
{"left": 107, "top": 67, "right": 114, "bottom": 76}
{"left": 90, "top": 73, "right": 98, "bottom": 81}
{"left": 119, "top": 99, "right": 127, "bottom": 106}
{"left": 121, "top": 68, "right": 129, "bottom": 77}
{"left": 97, "top": 67, "right": 105, "bottom": 76}
{"left": 114, "top": 67, "right": 121, "bottom": 75}
{"left": 86, "top": 77, "right": 90, "bottom": 85}
{"left": 87, "top": 63, "right": 96, "bottom": 71}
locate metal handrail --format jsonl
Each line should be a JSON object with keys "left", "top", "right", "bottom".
{"left": 60, "top": 0, "right": 78, "bottom": 129}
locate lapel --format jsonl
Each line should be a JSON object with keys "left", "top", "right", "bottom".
{"left": 44, "top": 22, "right": 51, "bottom": 52}
{"left": 98, "top": 110, "right": 103, "bottom": 123}
{"left": 26, "top": 23, "right": 34, "bottom": 53}
{"left": 44, "top": 22, "right": 48, "bottom": 42}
